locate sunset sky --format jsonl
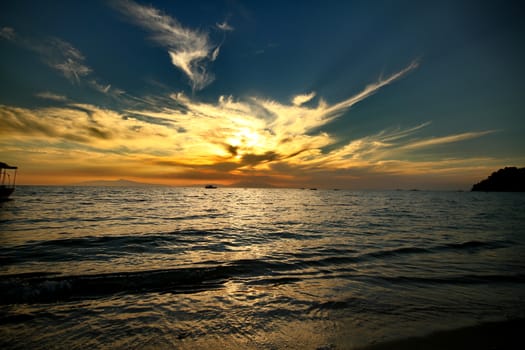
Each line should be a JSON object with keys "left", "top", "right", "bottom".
{"left": 1, "top": 0, "right": 524, "bottom": 189}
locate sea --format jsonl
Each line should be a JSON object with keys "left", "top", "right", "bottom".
{"left": 1, "top": 186, "right": 524, "bottom": 349}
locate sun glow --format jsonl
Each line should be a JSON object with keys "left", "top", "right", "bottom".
{"left": 226, "top": 127, "right": 264, "bottom": 155}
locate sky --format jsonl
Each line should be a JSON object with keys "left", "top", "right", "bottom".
{"left": 1, "top": 0, "right": 524, "bottom": 189}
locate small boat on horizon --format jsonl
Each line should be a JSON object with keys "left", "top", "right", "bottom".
{"left": 0, "top": 162, "right": 18, "bottom": 200}
{"left": 204, "top": 184, "right": 218, "bottom": 189}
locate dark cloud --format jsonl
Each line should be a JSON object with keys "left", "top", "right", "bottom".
{"left": 125, "top": 114, "right": 177, "bottom": 128}
{"left": 226, "top": 144, "right": 238, "bottom": 156}
{"left": 87, "top": 126, "right": 112, "bottom": 140}
{"left": 241, "top": 151, "right": 279, "bottom": 166}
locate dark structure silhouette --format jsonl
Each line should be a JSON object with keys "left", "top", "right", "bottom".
{"left": 1, "top": 162, "right": 18, "bottom": 200}
{"left": 471, "top": 167, "right": 525, "bottom": 192}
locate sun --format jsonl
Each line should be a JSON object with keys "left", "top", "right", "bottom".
{"left": 226, "top": 127, "right": 264, "bottom": 158}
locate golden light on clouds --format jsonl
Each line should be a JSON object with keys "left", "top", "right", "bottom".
{"left": 0, "top": 60, "right": 501, "bottom": 188}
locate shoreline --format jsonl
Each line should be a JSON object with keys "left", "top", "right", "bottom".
{"left": 357, "top": 318, "right": 525, "bottom": 350}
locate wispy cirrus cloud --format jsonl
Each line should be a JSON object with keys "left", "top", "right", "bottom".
{"left": 35, "top": 91, "right": 68, "bottom": 102}
{"left": 0, "top": 27, "right": 91, "bottom": 84}
{"left": 89, "top": 79, "right": 126, "bottom": 97}
{"left": 321, "top": 60, "right": 420, "bottom": 121}
{"left": 45, "top": 37, "right": 92, "bottom": 83}
{"left": 1, "top": 27, "right": 126, "bottom": 97}
{"left": 114, "top": 0, "right": 221, "bottom": 91}
{"left": 399, "top": 130, "right": 497, "bottom": 150}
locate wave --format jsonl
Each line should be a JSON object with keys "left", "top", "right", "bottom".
{"left": 1, "top": 235, "right": 511, "bottom": 273}
{"left": 358, "top": 240, "right": 510, "bottom": 260}
{"left": 3, "top": 252, "right": 524, "bottom": 306}
{"left": 0, "top": 258, "right": 303, "bottom": 305}
{"left": 0, "top": 229, "right": 322, "bottom": 264}
{"left": 288, "top": 239, "right": 513, "bottom": 268}
{"left": 442, "top": 240, "right": 503, "bottom": 250}
{"left": 0, "top": 266, "right": 228, "bottom": 305}
{"left": 369, "top": 273, "right": 525, "bottom": 285}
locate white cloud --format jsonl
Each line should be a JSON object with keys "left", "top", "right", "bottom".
{"left": 292, "top": 92, "right": 316, "bottom": 106}
{"left": 322, "top": 60, "right": 420, "bottom": 121}
{"left": 89, "top": 79, "right": 126, "bottom": 97}
{"left": 1, "top": 29, "right": 92, "bottom": 84}
{"left": 2, "top": 27, "right": 128, "bottom": 96}
{"left": 53, "top": 58, "right": 91, "bottom": 83}
{"left": 35, "top": 92, "right": 68, "bottom": 101}
{"left": 114, "top": 0, "right": 219, "bottom": 91}
{"left": 43, "top": 38, "right": 92, "bottom": 83}
{"left": 399, "top": 130, "right": 496, "bottom": 150}
{"left": 216, "top": 21, "right": 234, "bottom": 31}
{"left": 211, "top": 46, "right": 220, "bottom": 61}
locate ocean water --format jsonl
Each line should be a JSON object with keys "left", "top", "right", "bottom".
{"left": 1, "top": 186, "right": 524, "bottom": 349}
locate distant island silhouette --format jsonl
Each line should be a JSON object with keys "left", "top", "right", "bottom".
{"left": 471, "top": 167, "right": 525, "bottom": 192}
{"left": 70, "top": 179, "right": 164, "bottom": 187}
